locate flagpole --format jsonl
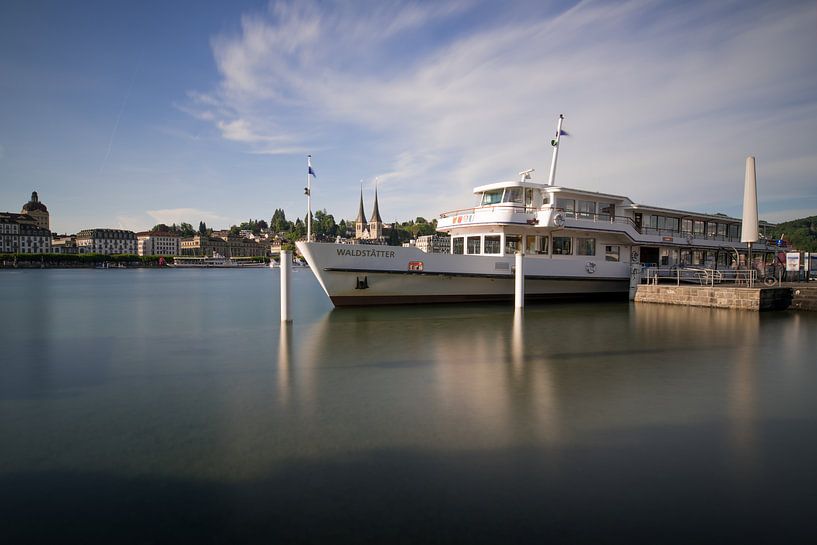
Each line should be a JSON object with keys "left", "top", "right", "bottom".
{"left": 307, "top": 155, "right": 312, "bottom": 242}
{"left": 547, "top": 114, "right": 565, "bottom": 187}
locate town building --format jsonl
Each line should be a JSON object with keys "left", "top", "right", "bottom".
{"left": 224, "top": 235, "right": 263, "bottom": 257}
{"left": 0, "top": 212, "right": 51, "bottom": 253}
{"left": 20, "top": 191, "right": 50, "bottom": 230}
{"left": 51, "top": 234, "right": 81, "bottom": 254}
{"left": 0, "top": 214, "right": 20, "bottom": 253}
{"left": 76, "top": 229, "right": 137, "bottom": 254}
{"left": 180, "top": 235, "right": 228, "bottom": 257}
{"left": 136, "top": 231, "right": 181, "bottom": 256}
{"left": 416, "top": 234, "right": 451, "bottom": 254}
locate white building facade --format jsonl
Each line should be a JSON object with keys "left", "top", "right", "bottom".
{"left": 1, "top": 213, "right": 51, "bottom": 253}
{"left": 76, "top": 229, "right": 137, "bottom": 255}
{"left": 416, "top": 234, "right": 451, "bottom": 254}
{"left": 137, "top": 232, "right": 181, "bottom": 256}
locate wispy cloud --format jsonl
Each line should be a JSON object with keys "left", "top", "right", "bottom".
{"left": 185, "top": 0, "right": 817, "bottom": 220}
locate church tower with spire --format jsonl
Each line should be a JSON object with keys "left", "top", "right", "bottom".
{"left": 368, "top": 184, "right": 383, "bottom": 240}
{"left": 355, "top": 185, "right": 368, "bottom": 239}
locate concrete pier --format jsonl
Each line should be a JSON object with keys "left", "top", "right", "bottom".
{"left": 791, "top": 285, "right": 817, "bottom": 311}
{"left": 634, "top": 285, "right": 793, "bottom": 311}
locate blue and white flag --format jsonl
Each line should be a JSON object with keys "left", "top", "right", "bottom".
{"left": 559, "top": 129, "right": 569, "bottom": 136}
{"left": 308, "top": 155, "right": 316, "bottom": 178}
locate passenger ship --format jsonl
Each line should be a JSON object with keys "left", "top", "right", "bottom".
{"left": 297, "top": 117, "right": 776, "bottom": 306}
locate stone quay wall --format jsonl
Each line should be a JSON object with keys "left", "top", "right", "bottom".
{"left": 635, "top": 285, "right": 793, "bottom": 311}
{"left": 791, "top": 286, "right": 817, "bottom": 311}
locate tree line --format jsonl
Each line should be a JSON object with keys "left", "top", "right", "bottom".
{"left": 151, "top": 209, "right": 443, "bottom": 246}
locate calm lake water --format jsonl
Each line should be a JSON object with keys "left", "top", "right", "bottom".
{"left": 2, "top": 269, "right": 816, "bottom": 543}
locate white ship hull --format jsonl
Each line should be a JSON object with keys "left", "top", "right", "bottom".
{"left": 297, "top": 242, "right": 629, "bottom": 306}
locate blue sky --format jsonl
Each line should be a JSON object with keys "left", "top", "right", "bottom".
{"left": 1, "top": 0, "right": 815, "bottom": 234}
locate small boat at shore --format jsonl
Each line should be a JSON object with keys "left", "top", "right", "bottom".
{"left": 270, "top": 256, "right": 309, "bottom": 269}
{"left": 173, "top": 253, "right": 266, "bottom": 268}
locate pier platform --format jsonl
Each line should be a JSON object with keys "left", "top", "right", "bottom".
{"left": 635, "top": 284, "right": 795, "bottom": 311}
{"left": 790, "top": 285, "right": 817, "bottom": 311}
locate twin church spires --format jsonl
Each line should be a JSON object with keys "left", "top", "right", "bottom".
{"left": 355, "top": 183, "right": 384, "bottom": 240}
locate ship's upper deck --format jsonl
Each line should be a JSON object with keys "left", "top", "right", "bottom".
{"left": 437, "top": 178, "right": 776, "bottom": 249}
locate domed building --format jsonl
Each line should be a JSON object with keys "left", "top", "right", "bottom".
{"left": 21, "top": 191, "right": 49, "bottom": 230}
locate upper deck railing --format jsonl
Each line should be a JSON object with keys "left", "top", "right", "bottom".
{"left": 439, "top": 203, "right": 530, "bottom": 218}
{"left": 440, "top": 206, "right": 775, "bottom": 246}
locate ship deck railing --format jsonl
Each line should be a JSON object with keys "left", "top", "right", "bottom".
{"left": 643, "top": 266, "right": 760, "bottom": 287}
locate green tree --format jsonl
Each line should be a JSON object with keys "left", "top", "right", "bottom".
{"left": 314, "top": 209, "right": 337, "bottom": 239}
{"left": 292, "top": 217, "right": 306, "bottom": 238}
{"left": 271, "top": 209, "right": 290, "bottom": 233}
{"left": 179, "top": 223, "right": 195, "bottom": 237}
{"left": 775, "top": 216, "right": 817, "bottom": 252}
{"left": 198, "top": 221, "right": 207, "bottom": 236}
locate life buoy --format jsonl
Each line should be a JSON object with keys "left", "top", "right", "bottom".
{"left": 585, "top": 261, "right": 597, "bottom": 274}
{"left": 552, "top": 213, "right": 565, "bottom": 227}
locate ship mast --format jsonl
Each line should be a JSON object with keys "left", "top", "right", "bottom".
{"left": 547, "top": 114, "right": 565, "bottom": 186}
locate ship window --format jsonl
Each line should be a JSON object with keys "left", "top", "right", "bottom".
{"left": 556, "top": 198, "right": 575, "bottom": 218}
{"left": 539, "top": 236, "right": 549, "bottom": 254}
{"left": 525, "top": 189, "right": 534, "bottom": 207}
{"left": 525, "top": 236, "right": 537, "bottom": 254}
{"left": 466, "top": 236, "right": 481, "bottom": 255}
{"left": 717, "top": 251, "right": 727, "bottom": 267}
{"left": 577, "top": 238, "right": 596, "bottom": 256}
{"left": 717, "top": 223, "right": 727, "bottom": 237}
{"left": 692, "top": 250, "right": 704, "bottom": 265}
{"left": 577, "top": 200, "right": 595, "bottom": 219}
{"left": 481, "top": 190, "right": 503, "bottom": 205}
{"left": 505, "top": 235, "right": 521, "bottom": 254}
{"left": 553, "top": 236, "right": 572, "bottom": 255}
{"left": 452, "top": 237, "right": 464, "bottom": 254}
{"left": 681, "top": 249, "right": 692, "bottom": 265}
{"left": 693, "top": 220, "right": 705, "bottom": 235}
{"left": 598, "top": 202, "right": 615, "bottom": 220}
{"left": 681, "top": 219, "right": 693, "bottom": 233}
{"left": 728, "top": 224, "right": 739, "bottom": 240}
{"left": 707, "top": 222, "right": 717, "bottom": 237}
{"left": 605, "top": 245, "right": 620, "bottom": 262}
{"left": 503, "top": 187, "right": 523, "bottom": 204}
{"left": 660, "top": 247, "right": 678, "bottom": 266}
{"left": 484, "top": 235, "right": 501, "bottom": 254}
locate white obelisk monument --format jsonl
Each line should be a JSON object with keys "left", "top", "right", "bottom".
{"left": 741, "top": 156, "right": 759, "bottom": 287}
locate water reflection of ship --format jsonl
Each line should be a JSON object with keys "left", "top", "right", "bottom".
{"left": 282, "top": 308, "right": 564, "bottom": 449}
{"left": 277, "top": 304, "right": 766, "bottom": 457}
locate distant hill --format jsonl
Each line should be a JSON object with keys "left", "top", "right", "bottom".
{"left": 773, "top": 215, "right": 817, "bottom": 252}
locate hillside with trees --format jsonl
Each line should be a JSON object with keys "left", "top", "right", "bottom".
{"left": 773, "top": 215, "right": 817, "bottom": 252}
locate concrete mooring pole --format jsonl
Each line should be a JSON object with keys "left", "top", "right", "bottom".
{"left": 280, "top": 250, "right": 292, "bottom": 322}
{"left": 515, "top": 251, "right": 525, "bottom": 308}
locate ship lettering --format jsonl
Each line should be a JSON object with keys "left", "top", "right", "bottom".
{"left": 336, "top": 249, "right": 396, "bottom": 258}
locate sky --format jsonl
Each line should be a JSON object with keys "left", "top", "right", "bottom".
{"left": 0, "top": 0, "right": 815, "bottom": 234}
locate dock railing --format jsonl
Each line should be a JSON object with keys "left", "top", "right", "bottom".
{"left": 643, "top": 267, "right": 758, "bottom": 287}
